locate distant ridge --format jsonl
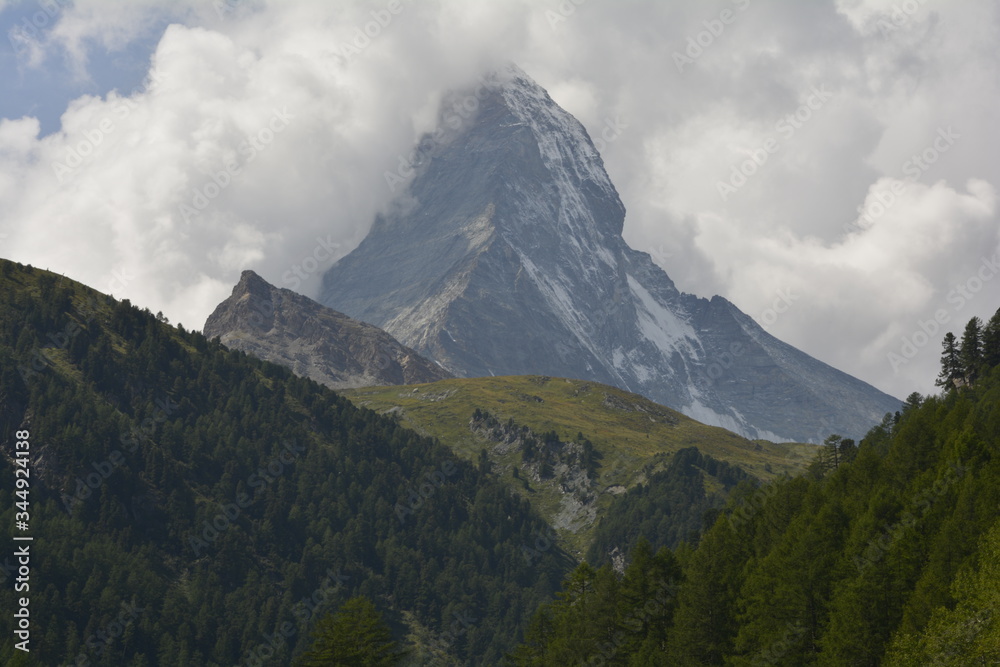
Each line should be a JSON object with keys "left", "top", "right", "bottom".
{"left": 204, "top": 270, "right": 452, "bottom": 389}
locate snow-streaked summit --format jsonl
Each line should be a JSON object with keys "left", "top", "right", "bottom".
{"left": 492, "top": 63, "right": 623, "bottom": 235}
{"left": 321, "top": 66, "right": 900, "bottom": 442}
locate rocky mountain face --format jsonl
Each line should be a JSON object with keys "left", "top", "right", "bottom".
{"left": 320, "top": 64, "right": 900, "bottom": 442}
{"left": 204, "top": 270, "right": 451, "bottom": 389}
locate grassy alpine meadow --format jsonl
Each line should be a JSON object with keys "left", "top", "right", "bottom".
{"left": 345, "top": 375, "right": 816, "bottom": 556}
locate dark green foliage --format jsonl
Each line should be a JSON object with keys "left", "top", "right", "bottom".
{"left": 517, "top": 361, "right": 1000, "bottom": 665}
{"left": 959, "top": 316, "right": 983, "bottom": 384}
{"left": 586, "top": 447, "right": 750, "bottom": 564}
{"left": 983, "top": 309, "right": 1000, "bottom": 371}
{"left": 0, "top": 261, "right": 569, "bottom": 665}
{"left": 937, "top": 332, "right": 962, "bottom": 390}
{"left": 938, "top": 309, "right": 1000, "bottom": 390}
{"left": 579, "top": 435, "right": 599, "bottom": 478}
{"left": 510, "top": 539, "right": 681, "bottom": 665}
{"left": 902, "top": 391, "right": 923, "bottom": 414}
{"left": 296, "top": 596, "right": 404, "bottom": 666}
{"left": 809, "top": 434, "right": 857, "bottom": 478}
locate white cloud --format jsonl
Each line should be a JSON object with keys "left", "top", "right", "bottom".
{"left": 706, "top": 178, "right": 997, "bottom": 398}
{"left": 0, "top": 0, "right": 998, "bottom": 401}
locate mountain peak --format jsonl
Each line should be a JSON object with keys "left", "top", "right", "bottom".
{"left": 320, "top": 66, "right": 900, "bottom": 441}
{"left": 238, "top": 268, "right": 263, "bottom": 283}
{"left": 227, "top": 270, "right": 275, "bottom": 309}
{"left": 494, "top": 66, "right": 623, "bottom": 236}
{"left": 401, "top": 63, "right": 626, "bottom": 242}
{"left": 476, "top": 60, "right": 530, "bottom": 89}
{"left": 206, "top": 271, "right": 451, "bottom": 389}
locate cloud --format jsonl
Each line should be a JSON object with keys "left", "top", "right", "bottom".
{"left": 0, "top": 0, "right": 997, "bottom": 401}
{"left": 704, "top": 178, "right": 997, "bottom": 397}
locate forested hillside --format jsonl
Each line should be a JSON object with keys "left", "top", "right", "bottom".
{"left": 512, "top": 310, "right": 1000, "bottom": 665}
{"left": 586, "top": 447, "right": 750, "bottom": 567}
{"left": 0, "top": 260, "right": 572, "bottom": 665}
{"left": 6, "top": 254, "right": 993, "bottom": 666}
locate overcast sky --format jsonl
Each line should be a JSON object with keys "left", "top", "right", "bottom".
{"left": 0, "top": 0, "right": 997, "bottom": 401}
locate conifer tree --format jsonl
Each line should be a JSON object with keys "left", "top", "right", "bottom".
{"left": 902, "top": 392, "right": 923, "bottom": 414}
{"left": 959, "top": 317, "right": 983, "bottom": 384}
{"left": 297, "top": 597, "right": 403, "bottom": 667}
{"left": 821, "top": 434, "right": 844, "bottom": 473}
{"left": 982, "top": 308, "right": 1000, "bottom": 372}
{"left": 935, "top": 332, "right": 962, "bottom": 390}
{"left": 667, "top": 518, "right": 745, "bottom": 664}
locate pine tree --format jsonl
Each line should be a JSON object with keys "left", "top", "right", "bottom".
{"left": 936, "top": 332, "right": 962, "bottom": 390}
{"left": 511, "top": 563, "right": 601, "bottom": 665}
{"left": 667, "top": 518, "right": 746, "bottom": 664}
{"left": 902, "top": 392, "right": 923, "bottom": 415}
{"left": 839, "top": 438, "right": 858, "bottom": 466}
{"left": 296, "top": 597, "right": 404, "bottom": 667}
{"left": 821, "top": 434, "right": 844, "bottom": 473}
{"left": 959, "top": 317, "right": 983, "bottom": 384}
{"left": 982, "top": 308, "right": 1000, "bottom": 372}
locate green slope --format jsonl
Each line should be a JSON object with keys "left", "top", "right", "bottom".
{"left": 0, "top": 260, "right": 570, "bottom": 666}
{"left": 345, "top": 376, "right": 815, "bottom": 556}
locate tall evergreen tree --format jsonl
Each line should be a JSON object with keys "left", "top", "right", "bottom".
{"left": 982, "top": 308, "right": 1000, "bottom": 372}
{"left": 511, "top": 562, "right": 603, "bottom": 665}
{"left": 297, "top": 597, "right": 404, "bottom": 667}
{"left": 667, "top": 518, "right": 746, "bottom": 664}
{"left": 820, "top": 434, "right": 844, "bottom": 474}
{"left": 935, "top": 332, "right": 962, "bottom": 390}
{"left": 959, "top": 317, "right": 983, "bottom": 384}
{"left": 901, "top": 392, "right": 923, "bottom": 415}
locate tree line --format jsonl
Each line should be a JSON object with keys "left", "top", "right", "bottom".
{"left": 936, "top": 307, "right": 1000, "bottom": 389}
{"left": 511, "top": 315, "right": 1000, "bottom": 664}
